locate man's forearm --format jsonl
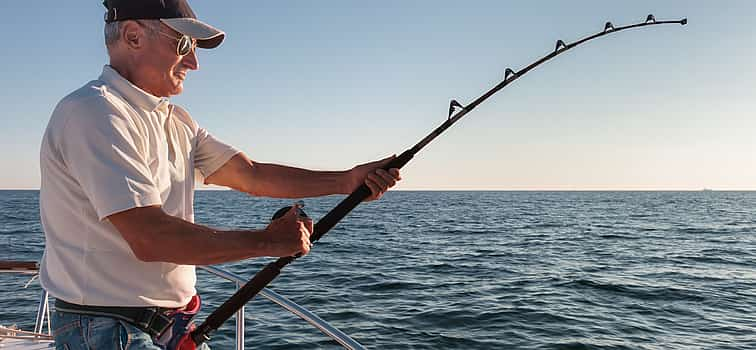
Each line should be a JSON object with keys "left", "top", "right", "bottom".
{"left": 204, "top": 154, "right": 356, "bottom": 199}
{"left": 204, "top": 153, "right": 397, "bottom": 200}
{"left": 110, "top": 206, "right": 269, "bottom": 265}
{"left": 243, "top": 162, "right": 352, "bottom": 198}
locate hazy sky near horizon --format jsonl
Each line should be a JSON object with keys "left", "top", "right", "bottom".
{"left": 1, "top": 1, "right": 754, "bottom": 190}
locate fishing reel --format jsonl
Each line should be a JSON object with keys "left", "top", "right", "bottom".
{"left": 271, "top": 201, "right": 311, "bottom": 258}
{"left": 271, "top": 201, "right": 309, "bottom": 221}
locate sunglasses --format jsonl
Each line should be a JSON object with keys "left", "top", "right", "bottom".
{"left": 134, "top": 20, "right": 197, "bottom": 56}
{"left": 157, "top": 30, "right": 197, "bottom": 56}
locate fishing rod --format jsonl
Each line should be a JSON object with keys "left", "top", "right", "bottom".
{"left": 182, "top": 14, "right": 687, "bottom": 348}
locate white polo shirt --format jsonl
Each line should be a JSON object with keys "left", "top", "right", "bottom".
{"left": 39, "top": 65, "right": 240, "bottom": 307}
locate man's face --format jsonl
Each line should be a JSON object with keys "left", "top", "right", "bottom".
{"left": 136, "top": 24, "right": 198, "bottom": 97}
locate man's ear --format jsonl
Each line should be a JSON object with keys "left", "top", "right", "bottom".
{"left": 121, "top": 21, "right": 144, "bottom": 50}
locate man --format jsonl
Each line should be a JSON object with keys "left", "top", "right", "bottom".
{"left": 38, "top": 0, "right": 401, "bottom": 348}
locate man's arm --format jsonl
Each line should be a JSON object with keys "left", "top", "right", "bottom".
{"left": 107, "top": 205, "right": 312, "bottom": 265}
{"left": 205, "top": 153, "right": 401, "bottom": 200}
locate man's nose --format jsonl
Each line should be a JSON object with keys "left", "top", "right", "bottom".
{"left": 182, "top": 49, "right": 199, "bottom": 70}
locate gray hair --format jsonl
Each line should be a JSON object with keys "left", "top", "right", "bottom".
{"left": 104, "top": 20, "right": 160, "bottom": 49}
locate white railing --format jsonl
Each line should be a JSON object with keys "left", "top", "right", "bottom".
{"left": 0, "top": 262, "right": 365, "bottom": 350}
{"left": 199, "top": 265, "right": 366, "bottom": 350}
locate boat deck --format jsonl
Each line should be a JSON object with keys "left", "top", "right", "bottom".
{"left": 0, "top": 338, "right": 54, "bottom": 349}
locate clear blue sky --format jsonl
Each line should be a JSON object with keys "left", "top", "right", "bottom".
{"left": 1, "top": 1, "right": 754, "bottom": 190}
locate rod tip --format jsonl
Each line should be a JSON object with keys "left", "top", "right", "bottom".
{"left": 681, "top": 18, "right": 688, "bottom": 25}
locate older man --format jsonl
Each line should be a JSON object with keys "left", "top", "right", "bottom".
{"left": 39, "top": 0, "right": 401, "bottom": 348}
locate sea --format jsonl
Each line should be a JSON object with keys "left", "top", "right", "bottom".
{"left": 1, "top": 190, "right": 754, "bottom": 349}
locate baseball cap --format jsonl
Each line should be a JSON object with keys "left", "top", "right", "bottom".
{"left": 103, "top": 0, "right": 225, "bottom": 49}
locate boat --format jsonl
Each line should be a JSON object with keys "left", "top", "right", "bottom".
{"left": 0, "top": 260, "right": 365, "bottom": 349}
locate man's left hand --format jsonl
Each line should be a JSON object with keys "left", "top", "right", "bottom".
{"left": 349, "top": 155, "right": 402, "bottom": 201}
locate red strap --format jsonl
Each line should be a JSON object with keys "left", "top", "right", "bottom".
{"left": 175, "top": 333, "right": 197, "bottom": 350}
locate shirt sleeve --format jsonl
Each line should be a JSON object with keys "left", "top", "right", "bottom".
{"left": 194, "top": 127, "right": 241, "bottom": 179}
{"left": 59, "top": 98, "right": 162, "bottom": 220}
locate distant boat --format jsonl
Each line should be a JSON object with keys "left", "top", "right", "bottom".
{"left": 702, "top": 188, "right": 714, "bottom": 192}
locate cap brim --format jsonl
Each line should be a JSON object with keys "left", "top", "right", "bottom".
{"left": 160, "top": 18, "right": 225, "bottom": 49}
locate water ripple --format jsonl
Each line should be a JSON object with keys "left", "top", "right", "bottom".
{"left": 1, "top": 190, "right": 755, "bottom": 349}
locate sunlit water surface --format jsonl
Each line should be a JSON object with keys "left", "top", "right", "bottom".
{"left": 1, "top": 190, "right": 754, "bottom": 349}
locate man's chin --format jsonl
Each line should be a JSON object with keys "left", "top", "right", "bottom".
{"left": 169, "top": 83, "right": 184, "bottom": 96}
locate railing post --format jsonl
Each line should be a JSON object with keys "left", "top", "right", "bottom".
{"left": 46, "top": 295, "right": 52, "bottom": 335}
{"left": 34, "top": 290, "right": 49, "bottom": 334}
{"left": 235, "top": 281, "right": 245, "bottom": 350}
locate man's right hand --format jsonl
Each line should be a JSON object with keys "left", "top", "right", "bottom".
{"left": 261, "top": 206, "right": 313, "bottom": 257}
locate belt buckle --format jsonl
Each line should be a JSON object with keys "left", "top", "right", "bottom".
{"left": 135, "top": 308, "right": 159, "bottom": 329}
{"left": 135, "top": 308, "right": 174, "bottom": 337}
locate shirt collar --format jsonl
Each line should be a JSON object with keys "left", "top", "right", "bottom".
{"left": 99, "top": 65, "right": 171, "bottom": 113}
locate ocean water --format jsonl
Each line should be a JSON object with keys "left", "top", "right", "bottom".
{"left": 1, "top": 190, "right": 754, "bottom": 349}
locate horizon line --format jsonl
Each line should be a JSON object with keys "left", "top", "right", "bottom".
{"left": 1, "top": 188, "right": 755, "bottom": 192}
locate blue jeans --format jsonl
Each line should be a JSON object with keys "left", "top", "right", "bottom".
{"left": 51, "top": 310, "right": 210, "bottom": 350}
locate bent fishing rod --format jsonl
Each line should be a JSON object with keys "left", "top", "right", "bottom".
{"left": 188, "top": 14, "right": 687, "bottom": 346}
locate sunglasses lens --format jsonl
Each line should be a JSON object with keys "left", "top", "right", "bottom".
{"left": 178, "top": 35, "right": 193, "bottom": 56}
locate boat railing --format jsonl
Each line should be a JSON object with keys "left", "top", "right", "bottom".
{"left": 0, "top": 261, "right": 365, "bottom": 350}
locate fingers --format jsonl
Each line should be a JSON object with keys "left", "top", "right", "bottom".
{"left": 303, "top": 218, "right": 314, "bottom": 236}
{"left": 367, "top": 173, "right": 390, "bottom": 189}
{"left": 367, "top": 171, "right": 395, "bottom": 191}
{"left": 364, "top": 167, "right": 402, "bottom": 200}
{"left": 364, "top": 176, "right": 383, "bottom": 199}
{"left": 388, "top": 168, "right": 402, "bottom": 181}
{"left": 295, "top": 212, "right": 313, "bottom": 256}
{"left": 377, "top": 168, "right": 399, "bottom": 185}
{"left": 285, "top": 219, "right": 312, "bottom": 256}
{"left": 300, "top": 233, "right": 311, "bottom": 255}
{"left": 267, "top": 206, "right": 314, "bottom": 257}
